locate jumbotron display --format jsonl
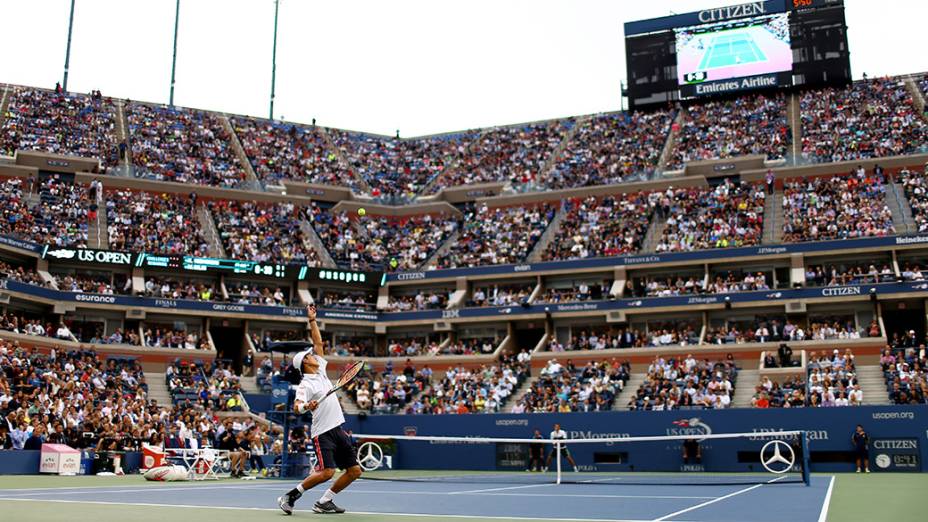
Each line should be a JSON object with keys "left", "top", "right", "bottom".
{"left": 624, "top": 0, "right": 850, "bottom": 109}
{"left": 675, "top": 12, "right": 792, "bottom": 88}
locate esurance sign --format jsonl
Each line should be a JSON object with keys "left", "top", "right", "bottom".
{"left": 42, "top": 247, "right": 134, "bottom": 266}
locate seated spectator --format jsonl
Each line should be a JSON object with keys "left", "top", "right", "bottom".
{"left": 545, "top": 109, "right": 674, "bottom": 188}
{"left": 435, "top": 203, "right": 555, "bottom": 268}
{"left": 55, "top": 272, "right": 130, "bottom": 294}
{"left": 441, "top": 338, "right": 497, "bottom": 355}
{"left": 753, "top": 375, "right": 807, "bottom": 407}
{"left": 782, "top": 171, "right": 894, "bottom": 242}
{"left": 384, "top": 290, "right": 449, "bottom": 312}
{"left": 543, "top": 194, "right": 654, "bottom": 260}
{"left": 800, "top": 78, "right": 927, "bottom": 163}
{"left": 127, "top": 103, "right": 247, "bottom": 187}
{"left": 468, "top": 283, "right": 534, "bottom": 307}
{"left": 706, "top": 271, "right": 770, "bottom": 293}
{"left": 0, "top": 261, "right": 50, "bottom": 287}
{"left": 669, "top": 93, "right": 790, "bottom": 169}
{"left": 319, "top": 289, "right": 375, "bottom": 311}
{"left": 898, "top": 166, "right": 928, "bottom": 233}
{"left": 145, "top": 276, "right": 219, "bottom": 302}
{"left": 804, "top": 263, "right": 894, "bottom": 287}
{"left": 535, "top": 280, "right": 610, "bottom": 303}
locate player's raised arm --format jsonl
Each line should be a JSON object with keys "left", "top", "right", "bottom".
{"left": 307, "top": 304, "right": 324, "bottom": 357}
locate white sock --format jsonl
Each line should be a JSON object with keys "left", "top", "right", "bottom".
{"left": 296, "top": 484, "right": 305, "bottom": 493}
{"left": 319, "top": 489, "right": 337, "bottom": 503}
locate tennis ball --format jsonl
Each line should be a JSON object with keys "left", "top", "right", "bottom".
{"left": 357, "top": 208, "right": 366, "bottom": 217}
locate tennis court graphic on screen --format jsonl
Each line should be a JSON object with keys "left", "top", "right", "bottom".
{"left": 675, "top": 12, "right": 792, "bottom": 86}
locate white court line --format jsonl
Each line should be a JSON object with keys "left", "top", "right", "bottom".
{"left": 448, "top": 483, "right": 554, "bottom": 494}
{"left": 0, "top": 484, "right": 259, "bottom": 497}
{"left": 0, "top": 497, "right": 681, "bottom": 522}
{"left": 817, "top": 476, "right": 835, "bottom": 522}
{"left": 651, "top": 476, "right": 785, "bottom": 522}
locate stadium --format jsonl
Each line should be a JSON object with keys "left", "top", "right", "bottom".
{"left": 0, "top": 0, "right": 926, "bottom": 521}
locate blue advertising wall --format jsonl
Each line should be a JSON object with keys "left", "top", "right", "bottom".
{"left": 345, "top": 406, "right": 928, "bottom": 473}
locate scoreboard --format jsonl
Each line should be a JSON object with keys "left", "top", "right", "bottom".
{"left": 624, "top": 0, "right": 850, "bottom": 109}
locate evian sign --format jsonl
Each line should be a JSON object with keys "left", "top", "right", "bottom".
{"left": 698, "top": 2, "right": 766, "bottom": 23}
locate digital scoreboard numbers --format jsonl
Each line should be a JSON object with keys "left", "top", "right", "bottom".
{"left": 182, "top": 257, "right": 286, "bottom": 278}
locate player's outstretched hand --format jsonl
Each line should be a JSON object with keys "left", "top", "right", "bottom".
{"left": 306, "top": 304, "right": 317, "bottom": 322}
{"left": 307, "top": 400, "right": 319, "bottom": 411}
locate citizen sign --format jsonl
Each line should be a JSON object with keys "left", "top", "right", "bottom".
{"left": 821, "top": 287, "right": 862, "bottom": 297}
{"left": 873, "top": 439, "right": 918, "bottom": 450}
{"left": 698, "top": 1, "right": 765, "bottom": 23}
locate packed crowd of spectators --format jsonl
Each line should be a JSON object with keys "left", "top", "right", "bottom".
{"left": 329, "top": 337, "right": 374, "bottom": 358}
{"left": 799, "top": 78, "right": 927, "bottom": 163}
{"left": 231, "top": 118, "right": 356, "bottom": 188}
{"left": 435, "top": 203, "right": 555, "bottom": 268}
{"left": 627, "top": 355, "right": 737, "bottom": 410}
{"left": 351, "top": 360, "right": 431, "bottom": 414}
{"left": 430, "top": 121, "right": 571, "bottom": 191}
{"left": 330, "top": 130, "right": 478, "bottom": 199}
{"left": 751, "top": 376, "right": 807, "bottom": 408}
{"left": 881, "top": 340, "right": 927, "bottom": 405}
{"left": 805, "top": 349, "right": 861, "bottom": 407}
{"left": 669, "top": 93, "right": 790, "bottom": 170}
{"left": 0, "top": 176, "right": 90, "bottom": 248}
{"left": 514, "top": 358, "right": 628, "bottom": 413}
{"left": 319, "top": 290, "right": 375, "bottom": 311}
{"left": 311, "top": 205, "right": 458, "bottom": 271}
{"left": 547, "top": 322, "right": 699, "bottom": 351}
{"left": 0, "top": 313, "right": 74, "bottom": 341}
{"left": 898, "top": 166, "right": 928, "bottom": 233}
{"left": 0, "top": 87, "right": 118, "bottom": 166}
{"left": 634, "top": 275, "right": 706, "bottom": 297}
{"left": 414, "top": 354, "right": 530, "bottom": 414}
{"left": 545, "top": 110, "right": 674, "bottom": 188}
{"left": 782, "top": 170, "right": 894, "bottom": 242}
{"left": 106, "top": 190, "right": 207, "bottom": 255}
{"left": 654, "top": 180, "right": 765, "bottom": 252}
{"left": 166, "top": 359, "right": 243, "bottom": 410}
{"left": 900, "top": 262, "right": 928, "bottom": 281}
{"left": 209, "top": 200, "right": 316, "bottom": 265}
{"left": 127, "top": 103, "right": 247, "bottom": 187}
{"left": 543, "top": 194, "right": 653, "bottom": 260}
{"left": 804, "top": 263, "right": 895, "bottom": 287}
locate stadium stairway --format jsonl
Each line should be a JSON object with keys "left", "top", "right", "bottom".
{"left": 887, "top": 182, "right": 916, "bottom": 235}
{"left": 762, "top": 190, "right": 783, "bottom": 244}
{"left": 506, "top": 376, "right": 540, "bottom": 413}
{"left": 0, "top": 85, "right": 9, "bottom": 125}
{"left": 788, "top": 93, "right": 801, "bottom": 163}
{"left": 904, "top": 75, "right": 926, "bottom": 115}
{"left": 219, "top": 115, "right": 261, "bottom": 188}
{"left": 640, "top": 216, "right": 668, "bottom": 253}
{"left": 656, "top": 110, "right": 684, "bottom": 172}
{"left": 240, "top": 376, "right": 260, "bottom": 394}
{"left": 856, "top": 365, "right": 891, "bottom": 406}
{"left": 114, "top": 99, "right": 131, "bottom": 165}
{"left": 422, "top": 230, "right": 460, "bottom": 269}
{"left": 318, "top": 128, "right": 371, "bottom": 193}
{"left": 88, "top": 193, "right": 108, "bottom": 249}
{"left": 299, "top": 219, "right": 337, "bottom": 268}
{"left": 527, "top": 202, "right": 567, "bottom": 262}
{"left": 731, "top": 369, "right": 759, "bottom": 408}
{"left": 197, "top": 204, "right": 227, "bottom": 258}
{"left": 144, "top": 372, "right": 173, "bottom": 407}
{"left": 420, "top": 129, "right": 491, "bottom": 195}
{"left": 611, "top": 372, "right": 646, "bottom": 411}
{"left": 536, "top": 115, "right": 587, "bottom": 182}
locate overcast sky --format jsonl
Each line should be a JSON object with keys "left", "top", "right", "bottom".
{"left": 2, "top": 0, "right": 925, "bottom": 136}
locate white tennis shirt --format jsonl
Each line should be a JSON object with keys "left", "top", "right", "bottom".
{"left": 295, "top": 355, "right": 346, "bottom": 438}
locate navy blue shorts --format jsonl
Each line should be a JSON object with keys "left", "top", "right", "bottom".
{"left": 312, "top": 426, "right": 358, "bottom": 471}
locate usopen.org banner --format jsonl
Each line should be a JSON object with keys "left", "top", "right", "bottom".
{"left": 680, "top": 71, "right": 793, "bottom": 98}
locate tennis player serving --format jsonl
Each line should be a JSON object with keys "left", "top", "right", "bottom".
{"left": 278, "top": 304, "right": 363, "bottom": 515}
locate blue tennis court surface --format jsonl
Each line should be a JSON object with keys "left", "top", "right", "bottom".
{"left": 698, "top": 33, "right": 766, "bottom": 70}
{"left": 0, "top": 475, "right": 835, "bottom": 521}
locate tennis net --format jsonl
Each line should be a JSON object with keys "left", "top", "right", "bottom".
{"left": 353, "top": 430, "right": 810, "bottom": 487}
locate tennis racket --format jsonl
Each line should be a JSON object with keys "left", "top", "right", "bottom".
{"left": 321, "top": 360, "right": 366, "bottom": 400}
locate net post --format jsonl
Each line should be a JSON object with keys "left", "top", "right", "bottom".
{"left": 801, "top": 430, "right": 810, "bottom": 486}
{"left": 555, "top": 441, "right": 562, "bottom": 485}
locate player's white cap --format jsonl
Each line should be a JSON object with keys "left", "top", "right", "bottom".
{"left": 291, "top": 350, "right": 313, "bottom": 376}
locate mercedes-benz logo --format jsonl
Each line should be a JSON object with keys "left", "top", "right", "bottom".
{"left": 760, "top": 440, "right": 796, "bottom": 474}
{"left": 357, "top": 441, "right": 384, "bottom": 471}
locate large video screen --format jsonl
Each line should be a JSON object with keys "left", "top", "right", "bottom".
{"left": 675, "top": 12, "right": 792, "bottom": 86}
